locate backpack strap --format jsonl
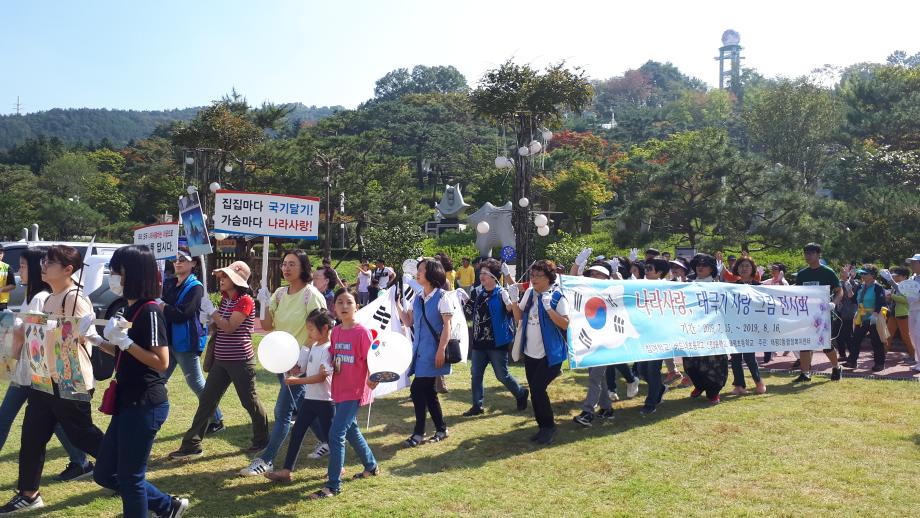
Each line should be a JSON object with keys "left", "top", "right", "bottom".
{"left": 176, "top": 278, "right": 202, "bottom": 308}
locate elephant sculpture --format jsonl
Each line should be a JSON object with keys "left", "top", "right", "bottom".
{"left": 467, "top": 202, "right": 515, "bottom": 259}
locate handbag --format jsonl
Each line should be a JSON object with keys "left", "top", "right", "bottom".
{"left": 420, "top": 295, "right": 462, "bottom": 365}
{"left": 99, "top": 301, "right": 154, "bottom": 416}
{"left": 202, "top": 333, "right": 217, "bottom": 373}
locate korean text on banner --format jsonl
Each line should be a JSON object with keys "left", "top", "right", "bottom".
{"left": 560, "top": 276, "right": 831, "bottom": 369}
{"left": 133, "top": 223, "right": 179, "bottom": 260}
{"left": 212, "top": 190, "right": 320, "bottom": 239}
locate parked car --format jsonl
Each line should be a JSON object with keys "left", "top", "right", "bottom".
{"left": 1, "top": 240, "right": 128, "bottom": 322}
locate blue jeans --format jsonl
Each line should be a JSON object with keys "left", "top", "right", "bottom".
{"left": 0, "top": 384, "right": 87, "bottom": 466}
{"left": 93, "top": 401, "right": 172, "bottom": 517}
{"left": 470, "top": 348, "right": 525, "bottom": 408}
{"left": 636, "top": 360, "right": 665, "bottom": 410}
{"left": 165, "top": 349, "right": 222, "bottom": 423}
{"left": 326, "top": 400, "right": 377, "bottom": 493}
{"left": 259, "top": 374, "right": 307, "bottom": 464}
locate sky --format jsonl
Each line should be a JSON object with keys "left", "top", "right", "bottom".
{"left": 2, "top": 0, "right": 917, "bottom": 115}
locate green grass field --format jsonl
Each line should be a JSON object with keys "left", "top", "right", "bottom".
{"left": 1, "top": 357, "right": 918, "bottom": 517}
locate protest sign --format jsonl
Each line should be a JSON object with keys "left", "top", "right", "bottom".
{"left": 48, "top": 317, "right": 91, "bottom": 401}
{"left": 178, "top": 192, "right": 213, "bottom": 257}
{"left": 23, "top": 313, "right": 53, "bottom": 393}
{"left": 212, "top": 190, "right": 320, "bottom": 240}
{"left": 133, "top": 223, "right": 179, "bottom": 260}
{"left": 560, "top": 276, "right": 831, "bottom": 369}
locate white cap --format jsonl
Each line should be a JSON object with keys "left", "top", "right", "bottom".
{"left": 906, "top": 253, "right": 920, "bottom": 263}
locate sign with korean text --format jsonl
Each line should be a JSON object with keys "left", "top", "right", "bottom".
{"left": 213, "top": 190, "right": 320, "bottom": 239}
{"left": 178, "top": 192, "right": 213, "bottom": 257}
{"left": 560, "top": 276, "right": 831, "bottom": 368}
{"left": 133, "top": 223, "right": 179, "bottom": 260}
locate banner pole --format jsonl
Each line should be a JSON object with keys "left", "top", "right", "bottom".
{"left": 259, "top": 236, "right": 270, "bottom": 320}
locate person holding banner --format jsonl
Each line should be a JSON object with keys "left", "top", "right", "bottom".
{"left": 634, "top": 259, "right": 671, "bottom": 415}
{"left": 241, "top": 250, "right": 327, "bottom": 477}
{"left": 793, "top": 243, "right": 843, "bottom": 383}
{"left": 91, "top": 245, "right": 190, "bottom": 518}
{"left": 161, "top": 248, "right": 224, "bottom": 436}
{"left": 462, "top": 258, "right": 528, "bottom": 418}
{"left": 397, "top": 258, "right": 453, "bottom": 447}
{"left": 680, "top": 254, "right": 729, "bottom": 405}
{"left": 169, "top": 261, "right": 270, "bottom": 460}
{"left": 729, "top": 258, "right": 767, "bottom": 395}
{"left": 310, "top": 289, "right": 379, "bottom": 499}
{"left": 1, "top": 245, "right": 104, "bottom": 514}
{"left": 574, "top": 261, "right": 621, "bottom": 426}
{"left": 511, "top": 260, "right": 570, "bottom": 445}
{"left": 264, "top": 308, "right": 335, "bottom": 483}
{"left": 0, "top": 247, "right": 91, "bottom": 484}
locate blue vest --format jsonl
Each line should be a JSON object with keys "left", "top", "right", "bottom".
{"left": 411, "top": 289, "right": 452, "bottom": 377}
{"left": 475, "top": 287, "right": 515, "bottom": 348}
{"left": 520, "top": 288, "right": 568, "bottom": 367}
{"left": 171, "top": 275, "right": 207, "bottom": 353}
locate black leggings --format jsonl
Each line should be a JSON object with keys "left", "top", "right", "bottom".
{"left": 19, "top": 387, "right": 104, "bottom": 492}
{"left": 730, "top": 352, "right": 762, "bottom": 388}
{"left": 282, "top": 399, "right": 334, "bottom": 471}
{"left": 410, "top": 377, "right": 446, "bottom": 435}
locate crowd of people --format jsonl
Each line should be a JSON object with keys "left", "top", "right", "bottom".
{"left": 0, "top": 241, "right": 918, "bottom": 515}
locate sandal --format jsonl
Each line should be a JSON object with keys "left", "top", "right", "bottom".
{"left": 352, "top": 466, "right": 380, "bottom": 480}
{"left": 308, "top": 487, "right": 339, "bottom": 499}
{"left": 428, "top": 430, "right": 449, "bottom": 443}
{"left": 403, "top": 434, "right": 425, "bottom": 448}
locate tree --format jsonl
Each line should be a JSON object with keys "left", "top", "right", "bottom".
{"left": 534, "top": 161, "right": 612, "bottom": 233}
{"left": 839, "top": 64, "right": 920, "bottom": 150}
{"left": 363, "top": 221, "right": 425, "bottom": 269}
{"left": 472, "top": 60, "right": 593, "bottom": 268}
{"left": 742, "top": 78, "right": 843, "bottom": 190}
{"left": 373, "top": 65, "right": 468, "bottom": 101}
{"left": 0, "top": 165, "right": 44, "bottom": 239}
{"left": 38, "top": 198, "right": 107, "bottom": 240}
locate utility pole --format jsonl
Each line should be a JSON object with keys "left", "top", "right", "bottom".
{"left": 314, "top": 152, "right": 341, "bottom": 261}
{"left": 14, "top": 96, "right": 22, "bottom": 115}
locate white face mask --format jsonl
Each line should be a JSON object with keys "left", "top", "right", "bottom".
{"left": 108, "top": 274, "right": 124, "bottom": 297}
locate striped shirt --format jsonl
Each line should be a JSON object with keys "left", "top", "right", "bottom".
{"left": 213, "top": 293, "right": 255, "bottom": 361}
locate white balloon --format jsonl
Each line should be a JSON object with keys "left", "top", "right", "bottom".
{"left": 186, "top": 185, "right": 197, "bottom": 195}
{"left": 185, "top": 156, "right": 195, "bottom": 165}
{"left": 477, "top": 221, "right": 490, "bottom": 234}
{"left": 518, "top": 197, "right": 530, "bottom": 208}
{"left": 257, "top": 331, "right": 301, "bottom": 373}
{"left": 209, "top": 182, "right": 221, "bottom": 193}
{"left": 518, "top": 146, "right": 530, "bottom": 157}
{"left": 542, "top": 130, "right": 553, "bottom": 141}
{"left": 224, "top": 163, "right": 233, "bottom": 173}
{"left": 529, "top": 140, "right": 542, "bottom": 154}
{"left": 534, "top": 214, "right": 548, "bottom": 227}
{"left": 495, "top": 156, "right": 506, "bottom": 168}
{"left": 537, "top": 225, "right": 550, "bottom": 236}
{"left": 367, "top": 331, "right": 413, "bottom": 382}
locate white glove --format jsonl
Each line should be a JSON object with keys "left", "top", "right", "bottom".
{"left": 78, "top": 314, "right": 103, "bottom": 347}
{"left": 541, "top": 291, "right": 553, "bottom": 311}
{"left": 716, "top": 260, "right": 724, "bottom": 272}
{"left": 879, "top": 269, "right": 893, "bottom": 283}
{"left": 608, "top": 258, "right": 620, "bottom": 275}
{"left": 501, "top": 263, "right": 511, "bottom": 276}
{"left": 105, "top": 317, "right": 133, "bottom": 351}
{"left": 507, "top": 283, "right": 520, "bottom": 302}
{"left": 756, "top": 266, "right": 765, "bottom": 277}
{"left": 103, "top": 317, "right": 119, "bottom": 341}
{"left": 629, "top": 248, "right": 638, "bottom": 261}
{"left": 257, "top": 287, "right": 271, "bottom": 304}
{"left": 78, "top": 314, "right": 95, "bottom": 337}
{"left": 154, "top": 298, "right": 164, "bottom": 306}
{"left": 575, "top": 248, "right": 592, "bottom": 269}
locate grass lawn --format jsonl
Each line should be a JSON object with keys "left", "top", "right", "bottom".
{"left": 1, "top": 354, "right": 918, "bottom": 517}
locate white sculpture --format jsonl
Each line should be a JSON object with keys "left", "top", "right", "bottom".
{"left": 434, "top": 184, "right": 470, "bottom": 219}
{"left": 468, "top": 202, "right": 516, "bottom": 259}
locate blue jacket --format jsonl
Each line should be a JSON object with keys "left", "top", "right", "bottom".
{"left": 472, "top": 286, "right": 515, "bottom": 348}
{"left": 163, "top": 274, "right": 207, "bottom": 354}
{"left": 520, "top": 288, "right": 567, "bottom": 367}
{"left": 411, "top": 288, "right": 452, "bottom": 377}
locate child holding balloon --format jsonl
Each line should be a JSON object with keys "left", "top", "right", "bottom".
{"left": 310, "top": 289, "right": 380, "bottom": 499}
{"left": 264, "top": 309, "right": 336, "bottom": 483}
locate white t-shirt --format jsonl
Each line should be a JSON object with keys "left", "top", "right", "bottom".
{"left": 520, "top": 287, "right": 569, "bottom": 359}
{"left": 11, "top": 291, "right": 51, "bottom": 386}
{"left": 357, "top": 269, "right": 371, "bottom": 292}
{"left": 297, "top": 342, "right": 333, "bottom": 401}
{"left": 421, "top": 288, "right": 455, "bottom": 315}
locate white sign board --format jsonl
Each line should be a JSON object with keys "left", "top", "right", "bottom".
{"left": 213, "top": 190, "right": 320, "bottom": 240}
{"left": 133, "top": 223, "right": 179, "bottom": 260}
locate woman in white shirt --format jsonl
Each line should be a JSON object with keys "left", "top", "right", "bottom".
{"left": 511, "top": 260, "right": 569, "bottom": 446}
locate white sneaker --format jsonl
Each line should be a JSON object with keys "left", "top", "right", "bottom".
{"left": 912, "top": 363, "right": 920, "bottom": 372}
{"left": 238, "top": 458, "right": 272, "bottom": 477}
{"left": 307, "top": 442, "right": 330, "bottom": 459}
{"left": 0, "top": 493, "right": 44, "bottom": 513}
{"left": 607, "top": 391, "right": 620, "bottom": 402}
{"left": 626, "top": 380, "right": 640, "bottom": 399}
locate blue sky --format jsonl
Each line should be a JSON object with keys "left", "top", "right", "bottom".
{"left": 2, "top": 0, "right": 917, "bottom": 114}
